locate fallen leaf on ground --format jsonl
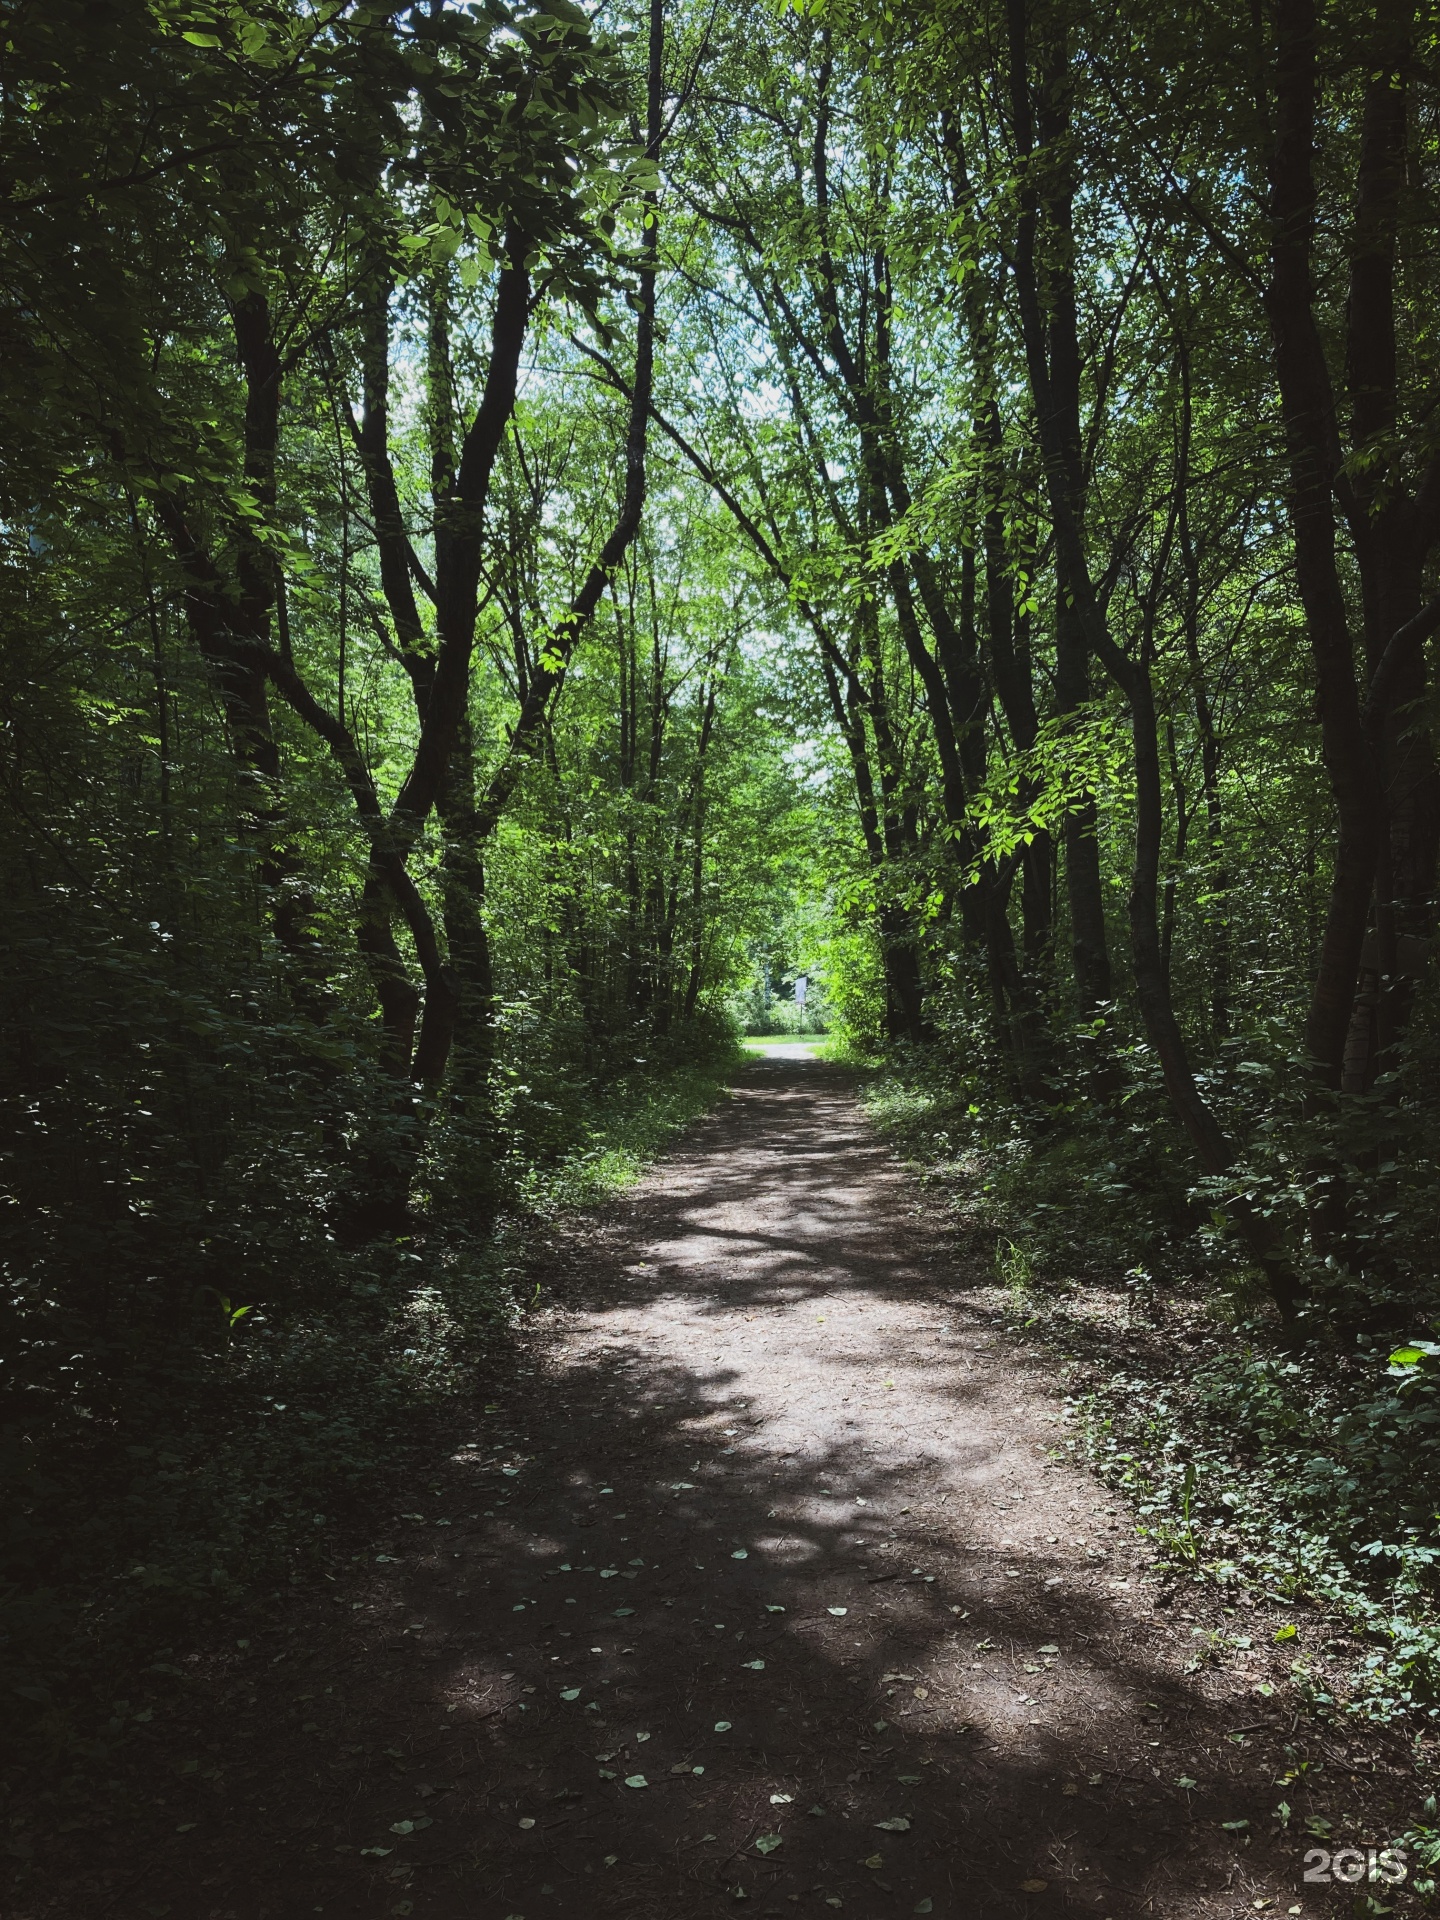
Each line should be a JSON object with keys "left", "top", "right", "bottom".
{"left": 755, "top": 1834, "right": 782, "bottom": 1854}
{"left": 875, "top": 1816, "right": 910, "bottom": 1832}
{"left": 1020, "top": 1880, "right": 1048, "bottom": 1893}
{"left": 624, "top": 1774, "right": 648, "bottom": 1788}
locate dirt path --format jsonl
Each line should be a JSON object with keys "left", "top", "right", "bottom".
{"left": 35, "top": 1061, "right": 1393, "bottom": 1917}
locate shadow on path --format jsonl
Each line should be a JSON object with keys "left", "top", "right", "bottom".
{"left": 66, "top": 1061, "right": 1352, "bottom": 1919}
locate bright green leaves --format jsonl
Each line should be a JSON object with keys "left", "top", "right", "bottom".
{"left": 1388, "top": 1342, "right": 1440, "bottom": 1381}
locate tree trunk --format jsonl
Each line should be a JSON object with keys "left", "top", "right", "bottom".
{"left": 1006, "top": 0, "right": 1299, "bottom": 1310}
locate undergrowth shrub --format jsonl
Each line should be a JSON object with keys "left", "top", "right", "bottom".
{"left": 862, "top": 1046, "right": 1440, "bottom": 1725}
{"left": 0, "top": 1020, "right": 737, "bottom": 1764}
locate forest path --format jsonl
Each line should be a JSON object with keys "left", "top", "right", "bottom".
{"left": 81, "top": 1062, "right": 1348, "bottom": 1919}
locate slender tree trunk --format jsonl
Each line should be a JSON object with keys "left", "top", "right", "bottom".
{"left": 1006, "top": 0, "right": 1299, "bottom": 1309}
{"left": 1055, "top": 600, "right": 1113, "bottom": 1017}
{"left": 437, "top": 715, "right": 495, "bottom": 1102}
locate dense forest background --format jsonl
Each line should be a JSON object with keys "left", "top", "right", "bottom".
{"left": 6, "top": 0, "right": 1440, "bottom": 1754}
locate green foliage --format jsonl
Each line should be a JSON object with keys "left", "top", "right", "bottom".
{"left": 863, "top": 1046, "right": 1440, "bottom": 1721}
{"left": 0, "top": 0, "right": 803, "bottom": 1763}
{"left": 9, "top": 0, "right": 1440, "bottom": 1783}
{"left": 0, "top": 1036, "right": 734, "bottom": 1756}
{"left": 1071, "top": 1347, "right": 1440, "bottom": 1724}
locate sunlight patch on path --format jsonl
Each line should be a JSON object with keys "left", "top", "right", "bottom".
{"left": 739, "top": 1036, "right": 832, "bottom": 1059}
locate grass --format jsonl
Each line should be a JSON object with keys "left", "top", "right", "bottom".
{"left": 516, "top": 1050, "right": 739, "bottom": 1211}
{"left": 738, "top": 1033, "right": 835, "bottom": 1057}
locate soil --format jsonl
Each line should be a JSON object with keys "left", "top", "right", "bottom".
{"left": 14, "top": 1060, "right": 1424, "bottom": 1918}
